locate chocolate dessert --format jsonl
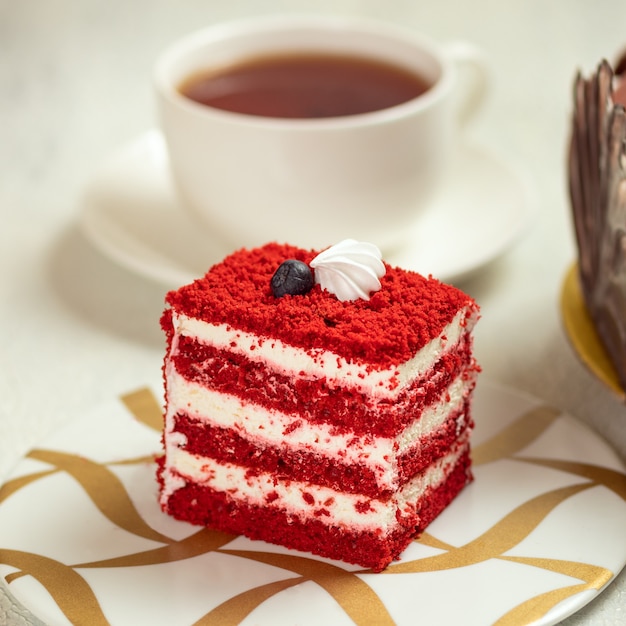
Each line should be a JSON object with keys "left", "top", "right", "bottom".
{"left": 568, "top": 58, "right": 626, "bottom": 389}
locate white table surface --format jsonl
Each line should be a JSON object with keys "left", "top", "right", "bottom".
{"left": 2, "top": 1, "right": 626, "bottom": 624}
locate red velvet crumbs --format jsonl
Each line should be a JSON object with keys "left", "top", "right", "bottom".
{"left": 355, "top": 499, "right": 374, "bottom": 514}
{"left": 165, "top": 243, "right": 478, "bottom": 369}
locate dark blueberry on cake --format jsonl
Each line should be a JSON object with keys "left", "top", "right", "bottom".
{"left": 270, "top": 259, "right": 314, "bottom": 297}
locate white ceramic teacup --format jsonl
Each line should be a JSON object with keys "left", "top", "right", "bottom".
{"left": 154, "top": 16, "right": 489, "bottom": 252}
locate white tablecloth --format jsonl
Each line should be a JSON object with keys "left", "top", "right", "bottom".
{"left": 2, "top": 1, "right": 625, "bottom": 624}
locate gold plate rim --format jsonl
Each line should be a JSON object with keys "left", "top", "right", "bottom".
{"left": 559, "top": 262, "right": 625, "bottom": 400}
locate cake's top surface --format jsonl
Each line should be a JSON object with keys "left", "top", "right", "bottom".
{"left": 164, "top": 243, "right": 478, "bottom": 368}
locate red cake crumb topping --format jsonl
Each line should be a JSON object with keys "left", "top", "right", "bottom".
{"left": 164, "top": 243, "right": 477, "bottom": 369}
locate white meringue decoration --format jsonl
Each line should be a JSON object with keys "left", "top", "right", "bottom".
{"left": 310, "top": 239, "right": 386, "bottom": 301}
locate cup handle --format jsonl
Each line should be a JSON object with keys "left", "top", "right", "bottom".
{"left": 444, "top": 41, "right": 490, "bottom": 126}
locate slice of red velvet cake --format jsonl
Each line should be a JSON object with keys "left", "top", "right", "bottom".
{"left": 158, "top": 240, "right": 480, "bottom": 572}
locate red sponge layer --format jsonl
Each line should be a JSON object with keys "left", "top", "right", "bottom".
{"left": 158, "top": 445, "right": 472, "bottom": 572}
{"left": 172, "top": 402, "right": 473, "bottom": 499}
{"left": 170, "top": 333, "right": 477, "bottom": 438}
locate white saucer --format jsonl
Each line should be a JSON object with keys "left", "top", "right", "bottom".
{"left": 80, "top": 130, "right": 536, "bottom": 287}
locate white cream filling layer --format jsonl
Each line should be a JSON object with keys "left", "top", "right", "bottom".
{"left": 165, "top": 369, "right": 473, "bottom": 489}
{"left": 171, "top": 307, "right": 475, "bottom": 398}
{"left": 160, "top": 437, "right": 468, "bottom": 530}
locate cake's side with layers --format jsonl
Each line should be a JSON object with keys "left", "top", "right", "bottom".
{"left": 158, "top": 242, "right": 480, "bottom": 571}
{"left": 158, "top": 437, "right": 472, "bottom": 572}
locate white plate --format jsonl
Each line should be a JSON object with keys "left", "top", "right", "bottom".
{"left": 80, "top": 131, "right": 536, "bottom": 287}
{"left": 1, "top": 380, "right": 625, "bottom": 626}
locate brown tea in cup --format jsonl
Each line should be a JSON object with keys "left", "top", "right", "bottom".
{"left": 156, "top": 16, "right": 489, "bottom": 250}
{"left": 178, "top": 52, "right": 431, "bottom": 119}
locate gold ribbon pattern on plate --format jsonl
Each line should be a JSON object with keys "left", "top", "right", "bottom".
{"left": 0, "top": 388, "right": 625, "bottom": 626}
